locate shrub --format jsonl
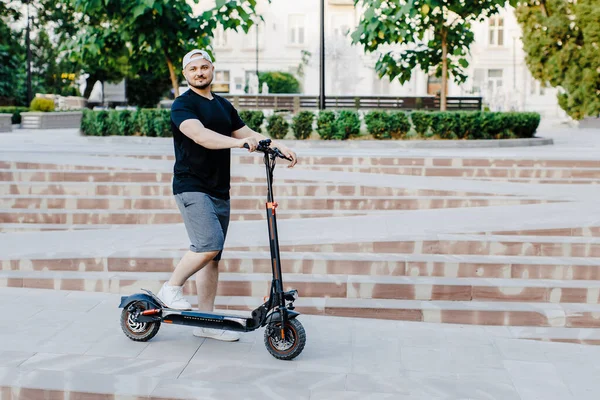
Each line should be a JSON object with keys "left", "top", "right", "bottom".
{"left": 30, "top": 97, "right": 55, "bottom": 112}
{"left": 153, "top": 109, "right": 172, "bottom": 137}
{"left": 504, "top": 112, "right": 540, "bottom": 138}
{"left": 410, "top": 112, "right": 432, "bottom": 136}
{"left": 107, "top": 110, "right": 133, "bottom": 136}
{"left": 481, "top": 112, "right": 511, "bottom": 139}
{"left": 456, "top": 112, "right": 486, "bottom": 140}
{"left": 266, "top": 113, "right": 289, "bottom": 139}
{"left": 335, "top": 110, "right": 360, "bottom": 140}
{"left": 316, "top": 111, "right": 336, "bottom": 140}
{"left": 292, "top": 111, "right": 314, "bottom": 140}
{"left": 134, "top": 109, "right": 156, "bottom": 137}
{"left": 429, "top": 112, "right": 461, "bottom": 139}
{"left": 81, "top": 109, "right": 173, "bottom": 137}
{"left": 388, "top": 112, "right": 411, "bottom": 139}
{"left": 80, "top": 109, "right": 109, "bottom": 136}
{"left": 364, "top": 111, "right": 389, "bottom": 139}
{"left": 239, "top": 110, "right": 265, "bottom": 133}
{"left": 0, "top": 107, "right": 29, "bottom": 124}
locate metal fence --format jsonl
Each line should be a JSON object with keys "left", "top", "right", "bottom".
{"left": 220, "top": 94, "right": 482, "bottom": 113}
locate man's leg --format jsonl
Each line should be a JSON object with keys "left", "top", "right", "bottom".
{"left": 168, "top": 250, "right": 219, "bottom": 287}
{"left": 196, "top": 259, "right": 219, "bottom": 312}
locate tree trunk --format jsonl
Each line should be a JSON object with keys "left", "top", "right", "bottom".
{"left": 440, "top": 28, "right": 448, "bottom": 111}
{"left": 539, "top": 0, "right": 550, "bottom": 17}
{"left": 166, "top": 55, "right": 179, "bottom": 98}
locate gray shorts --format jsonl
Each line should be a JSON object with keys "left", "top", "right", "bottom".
{"left": 174, "top": 192, "right": 230, "bottom": 261}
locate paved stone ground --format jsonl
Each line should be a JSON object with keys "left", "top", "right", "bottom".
{"left": 2, "top": 125, "right": 600, "bottom": 399}
{"left": 1, "top": 287, "right": 600, "bottom": 400}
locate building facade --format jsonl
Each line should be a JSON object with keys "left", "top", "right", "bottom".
{"left": 192, "top": 0, "right": 566, "bottom": 120}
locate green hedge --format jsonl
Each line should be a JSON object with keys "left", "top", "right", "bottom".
{"left": 292, "top": 111, "right": 314, "bottom": 140}
{"left": 81, "top": 109, "right": 541, "bottom": 140}
{"left": 81, "top": 109, "right": 172, "bottom": 137}
{"left": 316, "top": 111, "right": 336, "bottom": 140}
{"left": 239, "top": 110, "right": 264, "bottom": 133}
{"left": 266, "top": 113, "right": 289, "bottom": 139}
{"left": 365, "top": 111, "right": 410, "bottom": 139}
{"left": 0, "top": 107, "right": 29, "bottom": 124}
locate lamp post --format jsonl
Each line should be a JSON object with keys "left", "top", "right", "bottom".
{"left": 25, "top": 0, "right": 32, "bottom": 105}
{"left": 319, "top": 0, "right": 325, "bottom": 109}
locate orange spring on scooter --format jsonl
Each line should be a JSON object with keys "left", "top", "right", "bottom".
{"left": 281, "top": 328, "right": 285, "bottom": 339}
{"left": 141, "top": 309, "right": 160, "bottom": 316}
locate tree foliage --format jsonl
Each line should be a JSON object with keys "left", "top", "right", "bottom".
{"left": 258, "top": 71, "right": 301, "bottom": 93}
{"left": 72, "top": 0, "right": 264, "bottom": 98}
{"left": 515, "top": 0, "right": 600, "bottom": 120}
{"left": 0, "top": 2, "right": 25, "bottom": 105}
{"left": 351, "top": 0, "right": 517, "bottom": 110}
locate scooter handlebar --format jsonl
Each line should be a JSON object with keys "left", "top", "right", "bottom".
{"left": 243, "top": 139, "right": 292, "bottom": 161}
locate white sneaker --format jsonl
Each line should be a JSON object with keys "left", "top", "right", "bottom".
{"left": 156, "top": 283, "right": 192, "bottom": 310}
{"left": 193, "top": 327, "right": 240, "bottom": 342}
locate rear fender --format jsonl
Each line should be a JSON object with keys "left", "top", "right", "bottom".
{"left": 118, "top": 293, "right": 161, "bottom": 310}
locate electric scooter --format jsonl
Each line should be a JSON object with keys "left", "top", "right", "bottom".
{"left": 118, "top": 139, "right": 306, "bottom": 360}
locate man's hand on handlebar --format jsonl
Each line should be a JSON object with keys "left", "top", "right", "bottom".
{"left": 238, "top": 137, "right": 258, "bottom": 152}
{"left": 274, "top": 144, "right": 297, "bottom": 168}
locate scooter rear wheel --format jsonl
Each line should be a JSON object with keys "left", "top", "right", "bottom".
{"left": 120, "top": 301, "right": 161, "bottom": 342}
{"left": 264, "top": 318, "right": 306, "bottom": 360}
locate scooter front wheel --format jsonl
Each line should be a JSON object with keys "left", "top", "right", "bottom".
{"left": 120, "top": 301, "right": 161, "bottom": 342}
{"left": 264, "top": 318, "right": 306, "bottom": 360}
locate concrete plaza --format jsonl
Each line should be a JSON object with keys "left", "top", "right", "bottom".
{"left": 1, "top": 125, "right": 600, "bottom": 399}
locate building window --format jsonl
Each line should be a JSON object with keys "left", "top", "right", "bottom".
{"left": 487, "top": 69, "right": 503, "bottom": 94}
{"left": 234, "top": 77, "right": 243, "bottom": 91}
{"left": 530, "top": 78, "right": 546, "bottom": 95}
{"left": 489, "top": 16, "right": 504, "bottom": 46}
{"left": 288, "top": 14, "right": 305, "bottom": 45}
{"left": 212, "top": 70, "right": 230, "bottom": 93}
{"left": 213, "top": 26, "right": 228, "bottom": 48}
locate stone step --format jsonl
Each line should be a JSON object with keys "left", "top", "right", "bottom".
{"left": 0, "top": 170, "right": 302, "bottom": 183}
{"left": 469, "top": 177, "right": 600, "bottom": 184}
{"left": 0, "top": 162, "right": 123, "bottom": 171}
{"left": 235, "top": 156, "right": 600, "bottom": 169}
{"left": 0, "top": 208, "right": 363, "bottom": 224}
{"left": 488, "top": 227, "right": 600, "bottom": 237}
{"left": 5, "top": 252, "right": 600, "bottom": 280}
{"left": 0, "top": 181, "right": 495, "bottom": 198}
{"left": 108, "top": 154, "right": 600, "bottom": 169}
{"left": 231, "top": 237, "right": 600, "bottom": 258}
{"left": 296, "top": 165, "right": 600, "bottom": 179}
{"left": 4, "top": 270, "right": 600, "bottom": 305}
{"left": 0, "top": 195, "right": 549, "bottom": 211}
{"left": 3, "top": 272, "right": 600, "bottom": 327}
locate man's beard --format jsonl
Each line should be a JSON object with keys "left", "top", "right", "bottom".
{"left": 187, "top": 76, "right": 213, "bottom": 90}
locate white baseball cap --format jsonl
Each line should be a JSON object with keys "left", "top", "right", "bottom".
{"left": 182, "top": 49, "right": 213, "bottom": 70}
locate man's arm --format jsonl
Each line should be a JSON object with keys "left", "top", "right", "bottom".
{"left": 180, "top": 119, "right": 257, "bottom": 151}
{"left": 232, "top": 125, "right": 297, "bottom": 167}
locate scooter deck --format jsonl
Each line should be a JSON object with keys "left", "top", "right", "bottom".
{"left": 139, "top": 289, "right": 256, "bottom": 331}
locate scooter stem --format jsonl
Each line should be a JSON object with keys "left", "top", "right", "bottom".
{"left": 264, "top": 151, "right": 285, "bottom": 307}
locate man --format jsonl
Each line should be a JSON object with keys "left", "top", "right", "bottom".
{"left": 157, "top": 49, "right": 297, "bottom": 342}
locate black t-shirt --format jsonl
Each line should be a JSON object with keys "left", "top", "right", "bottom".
{"left": 170, "top": 90, "right": 245, "bottom": 200}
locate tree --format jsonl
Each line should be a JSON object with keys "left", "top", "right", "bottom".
{"left": 0, "top": 2, "right": 25, "bottom": 105}
{"left": 515, "top": 0, "right": 600, "bottom": 120}
{"left": 73, "top": 0, "right": 263, "bottom": 98}
{"left": 351, "top": 0, "right": 517, "bottom": 110}
{"left": 259, "top": 72, "right": 300, "bottom": 93}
